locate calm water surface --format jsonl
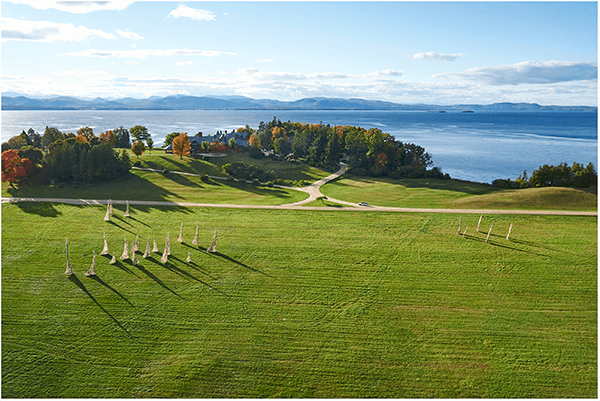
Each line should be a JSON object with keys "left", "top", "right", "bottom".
{"left": 2, "top": 109, "right": 597, "bottom": 184}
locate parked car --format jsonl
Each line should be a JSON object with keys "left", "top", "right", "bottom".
{"left": 358, "top": 202, "right": 368, "bottom": 206}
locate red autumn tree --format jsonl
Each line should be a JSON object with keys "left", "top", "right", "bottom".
{"left": 1, "top": 149, "right": 34, "bottom": 188}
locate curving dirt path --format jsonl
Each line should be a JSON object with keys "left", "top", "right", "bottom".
{"left": 1, "top": 162, "right": 596, "bottom": 216}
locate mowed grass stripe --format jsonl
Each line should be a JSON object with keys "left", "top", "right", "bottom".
{"left": 2, "top": 203, "right": 596, "bottom": 398}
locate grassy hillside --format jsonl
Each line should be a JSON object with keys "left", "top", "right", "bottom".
{"left": 320, "top": 175, "right": 597, "bottom": 211}
{"left": 2, "top": 169, "right": 306, "bottom": 205}
{"left": 133, "top": 152, "right": 329, "bottom": 183}
{"left": 2, "top": 203, "right": 596, "bottom": 398}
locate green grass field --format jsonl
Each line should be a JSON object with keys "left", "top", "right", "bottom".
{"left": 321, "top": 175, "right": 598, "bottom": 211}
{"left": 2, "top": 202, "right": 596, "bottom": 398}
{"left": 2, "top": 168, "right": 307, "bottom": 205}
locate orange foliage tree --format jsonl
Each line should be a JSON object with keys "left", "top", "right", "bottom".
{"left": 1, "top": 149, "right": 34, "bottom": 188}
{"left": 131, "top": 140, "right": 146, "bottom": 158}
{"left": 99, "top": 130, "right": 116, "bottom": 147}
{"left": 172, "top": 132, "right": 191, "bottom": 159}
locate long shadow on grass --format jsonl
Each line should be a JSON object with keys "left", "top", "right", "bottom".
{"left": 130, "top": 259, "right": 181, "bottom": 298}
{"left": 463, "top": 235, "right": 544, "bottom": 257}
{"left": 87, "top": 275, "right": 134, "bottom": 307}
{"left": 145, "top": 254, "right": 229, "bottom": 297}
{"left": 6, "top": 201, "right": 63, "bottom": 217}
{"left": 68, "top": 274, "right": 131, "bottom": 337}
{"left": 105, "top": 219, "right": 137, "bottom": 236}
{"left": 102, "top": 255, "right": 139, "bottom": 277}
{"left": 206, "top": 250, "right": 273, "bottom": 278}
{"left": 164, "top": 259, "right": 230, "bottom": 297}
{"left": 123, "top": 214, "right": 152, "bottom": 228}
{"left": 509, "top": 237, "right": 580, "bottom": 257}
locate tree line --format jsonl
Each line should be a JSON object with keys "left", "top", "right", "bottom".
{"left": 1, "top": 125, "right": 154, "bottom": 187}
{"left": 493, "top": 162, "right": 597, "bottom": 189}
{"left": 239, "top": 117, "right": 447, "bottom": 179}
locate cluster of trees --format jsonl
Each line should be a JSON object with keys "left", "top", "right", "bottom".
{"left": 222, "top": 161, "right": 276, "bottom": 183}
{"left": 44, "top": 140, "right": 131, "bottom": 184}
{"left": 493, "top": 162, "right": 597, "bottom": 189}
{"left": 241, "top": 117, "right": 446, "bottom": 178}
{"left": 0, "top": 125, "right": 149, "bottom": 187}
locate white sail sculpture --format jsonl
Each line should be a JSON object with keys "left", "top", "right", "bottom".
{"left": 108, "top": 199, "right": 113, "bottom": 214}
{"left": 131, "top": 249, "right": 139, "bottom": 265}
{"left": 166, "top": 232, "right": 171, "bottom": 255}
{"left": 476, "top": 214, "right": 483, "bottom": 232}
{"left": 152, "top": 239, "right": 159, "bottom": 253}
{"left": 192, "top": 222, "right": 199, "bottom": 245}
{"left": 109, "top": 253, "right": 116, "bottom": 264}
{"left": 85, "top": 251, "right": 97, "bottom": 276}
{"left": 177, "top": 222, "right": 184, "bottom": 243}
{"left": 100, "top": 232, "right": 110, "bottom": 255}
{"left": 143, "top": 236, "right": 151, "bottom": 258}
{"left": 103, "top": 203, "right": 110, "bottom": 222}
{"left": 485, "top": 225, "right": 494, "bottom": 243}
{"left": 120, "top": 238, "right": 129, "bottom": 260}
{"left": 462, "top": 226, "right": 468, "bottom": 238}
{"left": 65, "top": 238, "right": 73, "bottom": 275}
{"left": 160, "top": 244, "right": 169, "bottom": 264}
{"left": 132, "top": 234, "right": 139, "bottom": 252}
{"left": 186, "top": 251, "right": 191, "bottom": 263}
{"left": 456, "top": 216, "right": 462, "bottom": 235}
{"left": 124, "top": 200, "right": 130, "bottom": 217}
{"left": 207, "top": 228, "right": 217, "bottom": 253}
{"left": 506, "top": 222, "right": 513, "bottom": 240}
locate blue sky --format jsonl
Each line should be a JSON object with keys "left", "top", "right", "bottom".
{"left": 1, "top": 1, "right": 597, "bottom": 105}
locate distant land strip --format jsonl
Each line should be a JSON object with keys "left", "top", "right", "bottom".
{"left": 1, "top": 95, "right": 596, "bottom": 112}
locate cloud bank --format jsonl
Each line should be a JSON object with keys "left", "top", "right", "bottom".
{"left": 6, "top": 0, "right": 134, "bottom": 14}
{"left": 168, "top": 4, "right": 216, "bottom": 21}
{"left": 435, "top": 60, "right": 597, "bottom": 85}
{"left": 1, "top": 17, "right": 116, "bottom": 42}
{"left": 62, "top": 48, "right": 237, "bottom": 59}
{"left": 412, "top": 52, "right": 466, "bottom": 62}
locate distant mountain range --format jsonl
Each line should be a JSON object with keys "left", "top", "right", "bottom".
{"left": 1, "top": 94, "right": 596, "bottom": 112}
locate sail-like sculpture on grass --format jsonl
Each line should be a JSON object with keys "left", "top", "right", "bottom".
{"left": 103, "top": 203, "right": 110, "bottom": 221}
{"left": 191, "top": 222, "right": 199, "bottom": 245}
{"left": 177, "top": 222, "right": 183, "bottom": 243}
{"left": 65, "top": 238, "right": 73, "bottom": 275}
{"left": 207, "top": 228, "right": 217, "bottom": 253}
{"left": 85, "top": 251, "right": 97, "bottom": 276}
{"left": 132, "top": 234, "right": 139, "bottom": 252}
{"left": 120, "top": 238, "right": 129, "bottom": 260}
{"left": 143, "top": 236, "right": 151, "bottom": 258}
{"left": 100, "top": 232, "right": 110, "bottom": 255}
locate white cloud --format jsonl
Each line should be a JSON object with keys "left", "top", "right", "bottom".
{"left": 175, "top": 61, "right": 195, "bottom": 66}
{"left": 168, "top": 4, "right": 216, "bottom": 21}
{"left": 255, "top": 59, "right": 274, "bottom": 63}
{"left": 434, "top": 60, "right": 598, "bottom": 85}
{"left": 412, "top": 52, "right": 466, "bottom": 62}
{"left": 117, "top": 29, "right": 144, "bottom": 41}
{"left": 62, "top": 48, "right": 237, "bottom": 59}
{"left": 366, "top": 69, "right": 405, "bottom": 78}
{"left": 51, "top": 69, "right": 110, "bottom": 76}
{"left": 4, "top": 66, "right": 597, "bottom": 106}
{"left": 1, "top": 17, "right": 116, "bottom": 42}
{"left": 5, "top": 0, "right": 134, "bottom": 14}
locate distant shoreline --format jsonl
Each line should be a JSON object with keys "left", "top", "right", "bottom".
{"left": 2, "top": 95, "right": 596, "bottom": 112}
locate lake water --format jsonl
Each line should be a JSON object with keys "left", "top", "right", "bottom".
{"left": 2, "top": 109, "right": 597, "bottom": 184}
